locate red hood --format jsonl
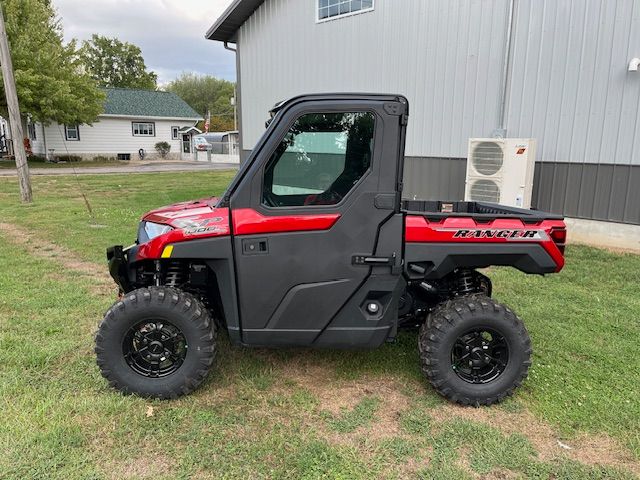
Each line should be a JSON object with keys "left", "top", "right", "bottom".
{"left": 136, "top": 197, "right": 231, "bottom": 260}
{"left": 143, "top": 197, "right": 221, "bottom": 227}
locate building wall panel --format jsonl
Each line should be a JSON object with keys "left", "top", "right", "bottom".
{"left": 563, "top": 165, "right": 583, "bottom": 218}
{"left": 403, "top": 157, "right": 467, "bottom": 201}
{"left": 235, "top": 0, "right": 640, "bottom": 223}
{"left": 623, "top": 167, "right": 640, "bottom": 224}
{"left": 238, "top": 0, "right": 510, "bottom": 157}
{"left": 592, "top": 165, "right": 614, "bottom": 221}
{"left": 507, "top": 0, "right": 640, "bottom": 166}
{"left": 608, "top": 165, "right": 631, "bottom": 222}
{"left": 576, "top": 163, "right": 599, "bottom": 219}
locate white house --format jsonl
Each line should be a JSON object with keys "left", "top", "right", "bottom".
{"left": 27, "top": 87, "right": 203, "bottom": 161}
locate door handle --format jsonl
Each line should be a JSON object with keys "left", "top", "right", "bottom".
{"left": 353, "top": 256, "right": 394, "bottom": 265}
{"left": 352, "top": 252, "right": 402, "bottom": 274}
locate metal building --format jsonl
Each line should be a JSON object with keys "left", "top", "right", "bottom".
{"left": 207, "top": 0, "right": 640, "bottom": 226}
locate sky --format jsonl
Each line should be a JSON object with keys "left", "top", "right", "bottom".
{"left": 55, "top": 0, "right": 236, "bottom": 85}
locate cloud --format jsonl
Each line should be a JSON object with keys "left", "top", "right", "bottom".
{"left": 54, "top": 0, "right": 236, "bottom": 83}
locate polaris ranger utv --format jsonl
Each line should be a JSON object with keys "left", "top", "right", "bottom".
{"left": 97, "top": 94, "right": 566, "bottom": 405}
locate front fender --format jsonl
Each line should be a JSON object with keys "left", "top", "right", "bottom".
{"left": 106, "top": 245, "right": 138, "bottom": 292}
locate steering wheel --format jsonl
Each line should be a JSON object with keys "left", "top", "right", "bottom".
{"left": 304, "top": 190, "right": 343, "bottom": 206}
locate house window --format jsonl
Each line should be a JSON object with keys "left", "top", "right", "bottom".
{"left": 132, "top": 122, "right": 155, "bottom": 137}
{"left": 171, "top": 126, "right": 179, "bottom": 140}
{"left": 318, "top": 0, "right": 373, "bottom": 21}
{"left": 27, "top": 122, "right": 36, "bottom": 141}
{"left": 65, "top": 124, "right": 80, "bottom": 141}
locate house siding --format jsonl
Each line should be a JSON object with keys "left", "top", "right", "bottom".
{"left": 41, "top": 117, "right": 197, "bottom": 160}
{"left": 29, "top": 122, "right": 46, "bottom": 156}
{"left": 232, "top": 0, "right": 640, "bottom": 224}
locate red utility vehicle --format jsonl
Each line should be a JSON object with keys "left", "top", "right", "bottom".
{"left": 97, "top": 94, "right": 566, "bottom": 405}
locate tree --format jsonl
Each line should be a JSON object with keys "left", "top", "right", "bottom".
{"left": 79, "top": 34, "right": 157, "bottom": 90}
{"left": 0, "top": 0, "right": 104, "bottom": 125}
{"left": 166, "top": 73, "right": 235, "bottom": 132}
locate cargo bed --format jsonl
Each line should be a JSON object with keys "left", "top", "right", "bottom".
{"left": 401, "top": 200, "right": 564, "bottom": 223}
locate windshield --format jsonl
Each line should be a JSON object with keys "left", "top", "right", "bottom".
{"left": 217, "top": 110, "right": 284, "bottom": 207}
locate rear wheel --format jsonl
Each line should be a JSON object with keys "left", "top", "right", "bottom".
{"left": 95, "top": 287, "right": 216, "bottom": 399}
{"left": 418, "top": 295, "right": 531, "bottom": 406}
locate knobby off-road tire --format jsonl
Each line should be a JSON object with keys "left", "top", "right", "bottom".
{"left": 95, "top": 287, "right": 216, "bottom": 399}
{"left": 418, "top": 294, "right": 531, "bottom": 406}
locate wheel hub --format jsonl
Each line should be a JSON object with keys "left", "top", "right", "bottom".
{"left": 470, "top": 347, "right": 490, "bottom": 367}
{"left": 148, "top": 341, "right": 164, "bottom": 355}
{"left": 451, "top": 328, "right": 509, "bottom": 384}
{"left": 123, "top": 320, "right": 187, "bottom": 378}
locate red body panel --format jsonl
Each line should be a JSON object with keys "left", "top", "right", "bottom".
{"left": 135, "top": 200, "right": 341, "bottom": 260}
{"left": 232, "top": 208, "right": 341, "bottom": 235}
{"left": 137, "top": 206, "right": 231, "bottom": 260}
{"left": 405, "top": 215, "right": 566, "bottom": 271}
{"left": 133, "top": 196, "right": 564, "bottom": 273}
{"left": 143, "top": 197, "right": 221, "bottom": 223}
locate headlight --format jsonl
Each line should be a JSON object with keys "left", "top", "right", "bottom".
{"left": 139, "top": 221, "right": 173, "bottom": 243}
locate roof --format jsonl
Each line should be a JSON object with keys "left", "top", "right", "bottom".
{"left": 205, "top": 0, "right": 266, "bottom": 42}
{"left": 102, "top": 88, "right": 202, "bottom": 119}
{"left": 199, "top": 131, "right": 239, "bottom": 140}
{"left": 178, "top": 126, "right": 202, "bottom": 134}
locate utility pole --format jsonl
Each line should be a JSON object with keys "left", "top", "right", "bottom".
{"left": 0, "top": 2, "right": 32, "bottom": 203}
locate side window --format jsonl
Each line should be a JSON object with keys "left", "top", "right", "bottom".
{"left": 64, "top": 124, "right": 80, "bottom": 141}
{"left": 262, "top": 111, "right": 375, "bottom": 207}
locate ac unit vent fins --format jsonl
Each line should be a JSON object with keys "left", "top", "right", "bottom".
{"left": 469, "top": 178, "right": 501, "bottom": 203}
{"left": 471, "top": 141, "right": 504, "bottom": 175}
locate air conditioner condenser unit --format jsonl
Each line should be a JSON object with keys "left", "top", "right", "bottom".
{"left": 464, "top": 138, "right": 536, "bottom": 208}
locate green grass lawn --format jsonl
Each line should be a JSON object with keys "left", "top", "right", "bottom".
{"left": 0, "top": 172, "right": 638, "bottom": 479}
{"left": 0, "top": 158, "right": 133, "bottom": 169}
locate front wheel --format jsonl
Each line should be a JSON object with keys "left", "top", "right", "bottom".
{"left": 418, "top": 295, "right": 531, "bottom": 406}
{"left": 95, "top": 287, "right": 216, "bottom": 399}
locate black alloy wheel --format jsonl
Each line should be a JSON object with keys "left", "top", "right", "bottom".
{"left": 418, "top": 294, "right": 531, "bottom": 406}
{"left": 96, "top": 287, "right": 216, "bottom": 399}
{"left": 123, "top": 320, "right": 187, "bottom": 378}
{"left": 450, "top": 328, "right": 509, "bottom": 384}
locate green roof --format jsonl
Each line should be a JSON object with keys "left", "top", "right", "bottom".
{"left": 102, "top": 88, "right": 202, "bottom": 119}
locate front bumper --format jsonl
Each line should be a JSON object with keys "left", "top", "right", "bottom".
{"left": 106, "top": 245, "right": 136, "bottom": 292}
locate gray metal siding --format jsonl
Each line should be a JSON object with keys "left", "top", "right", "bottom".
{"left": 238, "top": 0, "right": 640, "bottom": 164}
{"left": 238, "top": 0, "right": 510, "bottom": 156}
{"left": 405, "top": 158, "right": 640, "bottom": 225}
{"left": 240, "top": 148, "right": 640, "bottom": 224}
{"left": 403, "top": 157, "right": 467, "bottom": 201}
{"left": 235, "top": 0, "right": 640, "bottom": 223}
{"left": 507, "top": 0, "right": 640, "bottom": 166}
{"left": 533, "top": 162, "right": 640, "bottom": 224}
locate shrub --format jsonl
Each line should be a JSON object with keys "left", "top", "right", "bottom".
{"left": 91, "top": 155, "right": 117, "bottom": 163}
{"left": 155, "top": 141, "right": 171, "bottom": 159}
{"left": 56, "top": 154, "right": 82, "bottom": 163}
{"left": 27, "top": 155, "right": 48, "bottom": 163}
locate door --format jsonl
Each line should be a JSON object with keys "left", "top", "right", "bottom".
{"left": 230, "top": 96, "right": 407, "bottom": 347}
{"left": 181, "top": 133, "right": 192, "bottom": 160}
